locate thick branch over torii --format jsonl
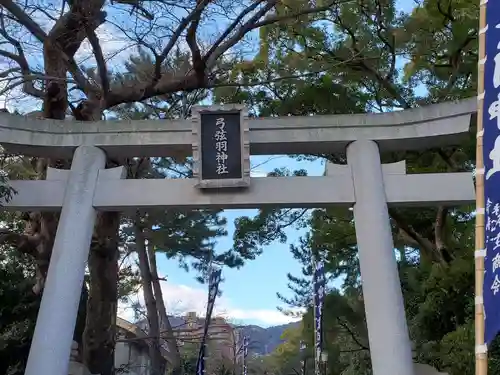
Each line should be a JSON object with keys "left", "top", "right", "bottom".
{"left": 0, "top": 0, "right": 345, "bottom": 112}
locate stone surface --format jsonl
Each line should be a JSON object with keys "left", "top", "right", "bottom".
{"left": 348, "top": 140, "right": 414, "bottom": 375}
{"left": 4, "top": 171, "right": 474, "bottom": 211}
{"left": 414, "top": 363, "right": 448, "bottom": 375}
{"left": 0, "top": 98, "right": 475, "bottom": 158}
{"left": 24, "top": 146, "right": 107, "bottom": 375}
{"left": 68, "top": 361, "right": 92, "bottom": 375}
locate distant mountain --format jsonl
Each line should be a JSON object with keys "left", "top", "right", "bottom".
{"left": 239, "top": 321, "right": 300, "bottom": 355}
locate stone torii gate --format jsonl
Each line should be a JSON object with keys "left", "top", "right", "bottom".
{"left": 0, "top": 99, "right": 476, "bottom": 375}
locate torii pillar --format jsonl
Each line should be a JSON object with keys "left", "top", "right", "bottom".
{"left": 347, "top": 140, "right": 414, "bottom": 375}
{"left": 22, "top": 146, "right": 126, "bottom": 375}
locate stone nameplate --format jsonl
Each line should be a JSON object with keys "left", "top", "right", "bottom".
{"left": 192, "top": 104, "right": 250, "bottom": 189}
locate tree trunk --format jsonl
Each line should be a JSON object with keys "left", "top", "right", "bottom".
{"left": 83, "top": 210, "right": 120, "bottom": 375}
{"left": 28, "top": 33, "right": 72, "bottom": 296}
{"left": 73, "top": 284, "right": 89, "bottom": 359}
{"left": 135, "top": 216, "right": 164, "bottom": 375}
{"left": 147, "top": 241, "right": 182, "bottom": 374}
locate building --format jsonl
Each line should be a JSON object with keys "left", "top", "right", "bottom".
{"left": 114, "top": 317, "right": 164, "bottom": 375}
{"left": 69, "top": 317, "right": 160, "bottom": 375}
{"left": 172, "top": 312, "right": 242, "bottom": 364}
{"left": 93, "top": 313, "right": 241, "bottom": 375}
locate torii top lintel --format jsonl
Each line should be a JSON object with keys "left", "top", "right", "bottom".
{"left": 0, "top": 98, "right": 476, "bottom": 159}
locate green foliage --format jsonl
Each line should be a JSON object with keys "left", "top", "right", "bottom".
{"left": 0, "top": 156, "right": 34, "bottom": 375}
{"left": 262, "top": 325, "right": 309, "bottom": 375}
{"left": 0, "top": 173, "right": 15, "bottom": 206}
{"left": 0, "top": 249, "right": 38, "bottom": 375}
{"left": 401, "top": 0, "right": 478, "bottom": 101}
{"left": 178, "top": 342, "right": 199, "bottom": 375}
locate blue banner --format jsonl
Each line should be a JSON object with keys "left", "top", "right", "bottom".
{"left": 243, "top": 335, "right": 249, "bottom": 375}
{"left": 483, "top": 0, "right": 500, "bottom": 345}
{"left": 196, "top": 268, "right": 222, "bottom": 375}
{"left": 196, "top": 345, "right": 205, "bottom": 375}
{"left": 299, "top": 340, "right": 306, "bottom": 375}
{"left": 313, "top": 261, "right": 325, "bottom": 375}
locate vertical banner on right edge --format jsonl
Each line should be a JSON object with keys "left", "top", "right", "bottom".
{"left": 243, "top": 335, "right": 249, "bottom": 375}
{"left": 483, "top": 0, "right": 500, "bottom": 345}
{"left": 313, "top": 261, "right": 325, "bottom": 375}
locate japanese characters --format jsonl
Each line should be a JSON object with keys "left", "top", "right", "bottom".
{"left": 487, "top": 94, "right": 500, "bottom": 180}
{"left": 486, "top": 198, "right": 500, "bottom": 297}
{"left": 486, "top": 23, "right": 500, "bottom": 180}
{"left": 195, "top": 107, "right": 248, "bottom": 187}
{"left": 214, "top": 117, "right": 229, "bottom": 175}
{"left": 313, "top": 261, "right": 326, "bottom": 375}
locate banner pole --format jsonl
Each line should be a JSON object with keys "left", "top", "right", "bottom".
{"left": 313, "top": 259, "right": 319, "bottom": 375}
{"left": 476, "top": 0, "right": 487, "bottom": 374}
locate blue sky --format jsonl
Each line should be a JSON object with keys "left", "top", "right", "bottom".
{"left": 152, "top": 156, "right": 325, "bottom": 327}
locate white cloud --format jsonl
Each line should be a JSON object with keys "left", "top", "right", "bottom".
{"left": 250, "top": 169, "right": 267, "bottom": 178}
{"left": 118, "top": 279, "right": 303, "bottom": 327}
{"left": 225, "top": 308, "right": 302, "bottom": 326}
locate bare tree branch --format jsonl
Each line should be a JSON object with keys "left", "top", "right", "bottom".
{"left": 0, "top": 229, "right": 40, "bottom": 257}
{"left": 0, "top": 0, "right": 101, "bottom": 99}
{"left": 0, "top": 0, "right": 47, "bottom": 41}
{"left": 0, "top": 9, "right": 44, "bottom": 97}
{"left": 86, "top": 25, "right": 110, "bottom": 97}
{"left": 204, "top": 0, "right": 265, "bottom": 62}
{"left": 205, "top": 0, "right": 277, "bottom": 68}
{"left": 185, "top": 0, "right": 208, "bottom": 84}
{"left": 157, "top": 0, "right": 212, "bottom": 65}
{"left": 104, "top": 0, "right": 343, "bottom": 108}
